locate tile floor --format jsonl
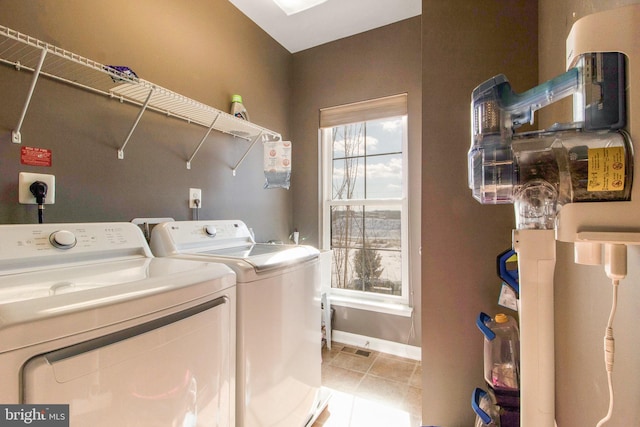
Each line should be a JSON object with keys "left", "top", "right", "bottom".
{"left": 313, "top": 342, "right": 422, "bottom": 427}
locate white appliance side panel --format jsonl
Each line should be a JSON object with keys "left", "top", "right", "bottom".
{"left": 22, "top": 292, "right": 236, "bottom": 427}
{"left": 238, "top": 261, "right": 321, "bottom": 427}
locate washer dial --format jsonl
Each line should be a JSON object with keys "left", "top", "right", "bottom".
{"left": 49, "top": 230, "right": 77, "bottom": 249}
{"left": 203, "top": 225, "right": 217, "bottom": 237}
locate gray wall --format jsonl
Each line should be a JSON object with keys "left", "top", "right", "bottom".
{"left": 0, "top": 0, "right": 293, "bottom": 242}
{"left": 421, "top": 1, "right": 537, "bottom": 425}
{"left": 291, "top": 17, "right": 422, "bottom": 346}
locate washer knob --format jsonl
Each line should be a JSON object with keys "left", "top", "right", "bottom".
{"left": 50, "top": 230, "right": 77, "bottom": 249}
{"left": 204, "top": 225, "right": 217, "bottom": 237}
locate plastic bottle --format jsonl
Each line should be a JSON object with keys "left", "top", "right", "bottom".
{"left": 483, "top": 313, "right": 520, "bottom": 392}
{"left": 230, "top": 94, "right": 249, "bottom": 121}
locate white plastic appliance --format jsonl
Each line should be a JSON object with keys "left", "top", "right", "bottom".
{"left": 468, "top": 4, "right": 640, "bottom": 426}
{"left": 0, "top": 222, "right": 236, "bottom": 426}
{"left": 150, "top": 220, "right": 323, "bottom": 427}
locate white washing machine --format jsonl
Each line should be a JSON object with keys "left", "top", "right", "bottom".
{"left": 150, "top": 220, "right": 325, "bottom": 427}
{"left": 0, "top": 222, "right": 236, "bottom": 427}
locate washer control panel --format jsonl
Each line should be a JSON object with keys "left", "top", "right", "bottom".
{"left": 151, "top": 220, "right": 253, "bottom": 254}
{"left": 0, "top": 223, "right": 151, "bottom": 266}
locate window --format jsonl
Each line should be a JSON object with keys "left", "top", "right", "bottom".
{"left": 320, "top": 94, "right": 409, "bottom": 309}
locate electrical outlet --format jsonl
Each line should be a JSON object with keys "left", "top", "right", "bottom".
{"left": 189, "top": 188, "right": 202, "bottom": 209}
{"left": 19, "top": 172, "right": 56, "bottom": 204}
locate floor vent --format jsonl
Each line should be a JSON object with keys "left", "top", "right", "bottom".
{"left": 341, "top": 346, "right": 371, "bottom": 358}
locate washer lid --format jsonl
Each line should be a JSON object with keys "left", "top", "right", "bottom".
{"left": 201, "top": 243, "right": 319, "bottom": 271}
{"left": 149, "top": 220, "right": 320, "bottom": 271}
{"left": 0, "top": 257, "right": 235, "bottom": 353}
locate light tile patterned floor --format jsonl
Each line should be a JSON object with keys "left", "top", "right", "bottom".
{"left": 313, "top": 342, "right": 422, "bottom": 427}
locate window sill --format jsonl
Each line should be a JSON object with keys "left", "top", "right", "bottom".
{"left": 326, "top": 294, "right": 413, "bottom": 317}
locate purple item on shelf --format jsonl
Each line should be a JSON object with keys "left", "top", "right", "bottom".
{"left": 104, "top": 65, "right": 139, "bottom": 83}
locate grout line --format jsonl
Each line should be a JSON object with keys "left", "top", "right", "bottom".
{"left": 319, "top": 352, "right": 423, "bottom": 426}
{"left": 354, "top": 351, "right": 377, "bottom": 393}
{"left": 323, "top": 340, "right": 423, "bottom": 411}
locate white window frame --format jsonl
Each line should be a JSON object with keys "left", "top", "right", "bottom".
{"left": 319, "top": 94, "right": 411, "bottom": 314}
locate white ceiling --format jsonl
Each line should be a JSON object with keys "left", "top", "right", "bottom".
{"left": 228, "top": 0, "right": 422, "bottom": 53}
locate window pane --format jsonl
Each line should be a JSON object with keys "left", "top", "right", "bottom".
{"left": 364, "top": 206, "right": 401, "bottom": 250}
{"left": 332, "top": 157, "right": 365, "bottom": 200}
{"left": 365, "top": 154, "right": 403, "bottom": 199}
{"left": 332, "top": 247, "right": 402, "bottom": 296}
{"left": 366, "top": 117, "right": 403, "bottom": 155}
{"left": 331, "top": 247, "right": 361, "bottom": 291}
{"left": 366, "top": 249, "right": 402, "bottom": 296}
{"left": 360, "top": 206, "right": 402, "bottom": 296}
{"left": 330, "top": 205, "right": 363, "bottom": 248}
{"left": 333, "top": 123, "right": 365, "bottom": 159}
{"left": 332, "top": 127, "right": 346, "bottom": 158}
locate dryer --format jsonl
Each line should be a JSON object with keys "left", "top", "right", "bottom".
{"left": 0, "top": 222, "right": 236, "bottom": 427}
{"left": 150, "top": 220, "right": 324, "bottom": 427}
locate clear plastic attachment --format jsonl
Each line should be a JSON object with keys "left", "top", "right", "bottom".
{"left": 469, "top": 129, "right": 632, "bottom": 209}
{"left": 514, "top": 179, "right": 558, "bottom": 230}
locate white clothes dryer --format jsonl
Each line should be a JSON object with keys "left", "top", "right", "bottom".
{"left": 150, "top": 220, "right": 325, "bottom": 427}
{"left": 0, "top": 222, "right": 236, "bottom": 427}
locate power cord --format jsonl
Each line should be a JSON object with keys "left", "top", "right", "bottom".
{"left": 596, "top": 243, "right": 626, "bottom": 427}
{"left": 596, "top": 278, "right": 618, "bottom": 427}
{"left": 193, "top": 198, "right": 200, "bottom": 220}
{"left": 29, "top": 181, "right": 48, "bottom": 224}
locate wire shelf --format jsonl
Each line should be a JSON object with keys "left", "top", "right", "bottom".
{"left": 0, "top": 24, "right": 281, "bottom": 170}
{"left": 0, "top": 25, "right": 138, "bottom": 94}
{"left": 109, "top": 81, "right": 270, "bottom": 140}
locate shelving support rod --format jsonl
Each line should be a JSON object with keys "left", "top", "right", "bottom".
{"left": 118, "top": 87, "right": 154, "bottom": 159}
{"left": 186, "top": 113, "right": 221, "bottom": 170}
{"left": 12, "top": 47, "right": 47, "bottom": 144}
{"left": 232, "top": 131, "right": 265, "bottom": 176}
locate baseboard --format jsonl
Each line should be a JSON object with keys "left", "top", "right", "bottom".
{"left": 331, "top": 330, "right": 421, "bottom": 361}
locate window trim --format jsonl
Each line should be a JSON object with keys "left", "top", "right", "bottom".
{"left": 319, "top": 104, "right": 410, "bottom": 309}
{"left": 328, "top": 293, "right": 414, "bottom": 317}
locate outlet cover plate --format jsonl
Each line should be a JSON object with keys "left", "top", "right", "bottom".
{"left": 189, "top": 188, "right": 202, "bottom": 208}
{"left": 19, "top": 172, "right": 56, "bottom": 204}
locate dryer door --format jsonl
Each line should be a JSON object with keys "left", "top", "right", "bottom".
{"left": 22, "top": 295, "right": 235, "bottom": 427}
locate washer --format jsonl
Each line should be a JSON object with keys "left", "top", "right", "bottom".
{"left": 150, "top": 220, "right": 324, "bottom": 427}
{"left": 0, "top": 222, "right": 236, "bottom": 427}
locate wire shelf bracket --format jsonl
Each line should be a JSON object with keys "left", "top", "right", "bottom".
{"left": 187, "top": 113, "right": 221, "bottom": 170}
{"left": 118, "top": 87, "right": 154, "bottom": 160}
{"left": 12, "top": 47, "right": 47, "bottom": 144}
